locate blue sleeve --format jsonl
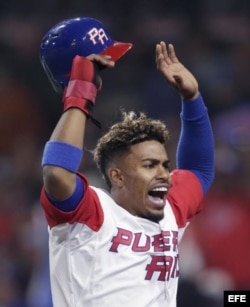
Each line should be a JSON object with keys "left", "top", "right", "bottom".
{"left": 176, "top": 94, "right": 214, "bottom": 195}
{"left": 46, "top": 175, "right": 84, "bottom": 212}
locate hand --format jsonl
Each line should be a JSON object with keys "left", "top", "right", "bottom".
{"left": 156, "top": 42, "right": 199, "bottom": 100}
{"left": 87, "top": 54, "right": 115, "bottom": 89}
{"left": 87, "top": 54, "right": 115, "bottom": 70}
{"left": 63, "top": 54, "right": 115, "bottom": 113}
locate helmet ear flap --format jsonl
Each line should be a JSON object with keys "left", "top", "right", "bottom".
{"left": 40, "top": 55, "right": 64, "bottom": 94}
{"left": 39, "top": 17, "right": 133, "bottom": 93}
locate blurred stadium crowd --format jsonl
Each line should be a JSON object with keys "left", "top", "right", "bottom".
{"left": 0, "top": 1, "right": 249, "bottom": 306}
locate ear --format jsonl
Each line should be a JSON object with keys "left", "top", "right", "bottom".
{"left": 108, "top": 168, "right": 124, "bottom": 188}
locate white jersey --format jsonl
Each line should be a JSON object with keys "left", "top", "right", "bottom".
{"left": 41, "top": 170, "right": 203, "bottom": 307}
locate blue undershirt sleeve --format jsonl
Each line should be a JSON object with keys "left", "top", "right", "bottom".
{"left": 176, "top": 94, "right": 214, "bottom": 195}
{"left": 46, "top": 175, "right": 84, "bottom": 212}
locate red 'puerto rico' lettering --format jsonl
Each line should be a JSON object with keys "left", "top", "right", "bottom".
{"left": 145, "top": 255, "right": 179, "bottom": 281}
{"left": 152, "top": 231, "right": 171, "bottom": 252}
{"left": 132, "top": 233, "right": 150, "bottom": 252}
{"left": 171, "top": 230, "right": 178, "bottom": 252}
{"left": 171, "top": 254, "right": 179, "bottom": 278}
{"left": 145, "top": 255, "right": 172, "bottom": 281}
{"left": 110, "top": 228, "right": 178, "bottom": 253}
{"left": 109, "top": 228, "right": 132, "bottom": 252}
{"left": 109, "top": 227, "right": 179, "bottom": 281}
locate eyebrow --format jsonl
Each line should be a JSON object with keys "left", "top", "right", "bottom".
{"left": 142, "top": 158, "right": 171, "bottom": 165}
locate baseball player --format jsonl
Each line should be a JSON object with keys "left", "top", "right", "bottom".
{"left": 40, "top": 17, "right": 214, "bottom": 307}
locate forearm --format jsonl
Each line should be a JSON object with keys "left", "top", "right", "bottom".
{"left": 50, "top": 108, "right": 87, "bottom": 148}
{"left": 42, "top": 56, "right": 98, "bottom": 201}
{"left": 42, "top": 109, "right": 87, "bottom": 200}
{"left": 176, "top": 94, "right": 214, "bottom": 194}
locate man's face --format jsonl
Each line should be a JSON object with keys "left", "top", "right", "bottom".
{"left": 112, "top": 140, "right": 172, "bottom": 223}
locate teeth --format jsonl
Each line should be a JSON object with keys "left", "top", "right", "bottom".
{"left": 151, "top": 187, "right": 167, "bottom": 192}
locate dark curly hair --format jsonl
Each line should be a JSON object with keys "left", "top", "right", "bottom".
{"left": 93, "top": 111, "right": 170, "bottom": 188}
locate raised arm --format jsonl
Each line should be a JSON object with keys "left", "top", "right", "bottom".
{"left": 156, "top": 42, "right": 214, "bottom": 194}
{"left": 155, "top": 41, "right": 199, "bottom": 101}
{"left": 42, "top": 55, "right": 114, "bottom": 203}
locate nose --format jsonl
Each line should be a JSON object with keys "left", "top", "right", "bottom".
{"left": 157, "top": 165, "right": 171, "bottom": 183}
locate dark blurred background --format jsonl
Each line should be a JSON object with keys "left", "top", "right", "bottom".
{"left": 0, "top": 1, "right": 249, "bottom": 306}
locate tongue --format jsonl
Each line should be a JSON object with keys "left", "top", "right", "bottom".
{"left": 148, "top": 195, "right": 165, "bottom": 209}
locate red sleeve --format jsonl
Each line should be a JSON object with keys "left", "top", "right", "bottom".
{"left": 40, "top": 173, "right": 104, "bottom": 230}
{"left": 167, "top": 169, "right": 203, "bottom": 228}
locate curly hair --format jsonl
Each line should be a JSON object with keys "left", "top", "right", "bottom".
{"left": 93, "top": 111, "right": 170, "bottom": 188}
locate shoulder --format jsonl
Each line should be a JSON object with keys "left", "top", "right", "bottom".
{"left": 40, "top": 176, "right": 106, "bottom": 230}
{"left": 167, "top": 169, "right": 203, "bottom": 227}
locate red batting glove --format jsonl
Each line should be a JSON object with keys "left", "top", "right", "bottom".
{"left": 63, "top": 55, "right": 102, "bottom": 117}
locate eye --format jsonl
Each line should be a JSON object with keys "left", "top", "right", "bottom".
{"left": 144, "top": 164, "right": 154, "bottom": 169}
{"left": 163, "top": 161, "right": 170, "bottom": 170}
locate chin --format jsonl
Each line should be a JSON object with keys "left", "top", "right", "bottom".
{"left": 146, "top": 211, "right": 164, "bottom": 223}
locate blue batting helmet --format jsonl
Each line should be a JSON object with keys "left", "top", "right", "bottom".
{"left": 40, "top": 17, "right": 133, "bottom": 93}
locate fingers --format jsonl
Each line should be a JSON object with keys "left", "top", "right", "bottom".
{"left": 167, "top": 44, "right": 179, "bottom": 63}
{"left": 155, "top": 42, "right": 179, "bottom": 65}
{"left": 87, "top": 54, "right": 115, "bottom": 68}
{"left": 155, "top": 43, "right": 164, "bottom": 67}
{"left": 160, "top": 41, "right": 171, "bottom": 64}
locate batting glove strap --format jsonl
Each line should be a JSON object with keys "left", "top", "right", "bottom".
{"left": 65, "top": 80, "right": 97, "bottom": 102}
{"left": 63, "top": 80, "right": 97, "bottom": 115}
{"left": 63, "top": 96, "right": 94, "bottom": 115}
{"left": 62, "top": 56, "right": 102, "bottom": 128}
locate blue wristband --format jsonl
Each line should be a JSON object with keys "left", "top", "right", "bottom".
{"left": 42, "top": 140, "right": 83, "bottom": 173}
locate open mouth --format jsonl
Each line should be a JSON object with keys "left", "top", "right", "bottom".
{"left": 148, "top": 187, "right": 168, "bottom": 208}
